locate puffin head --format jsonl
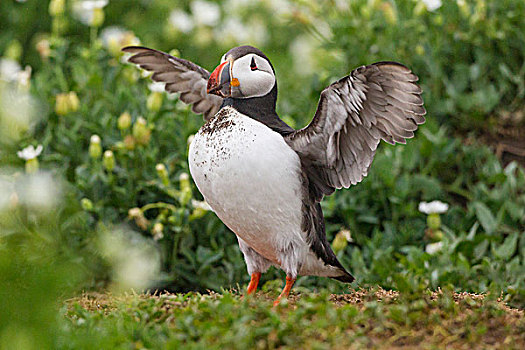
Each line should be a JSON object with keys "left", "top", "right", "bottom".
{"left": 207, "top": 46, "right": 276, "bottom": 99}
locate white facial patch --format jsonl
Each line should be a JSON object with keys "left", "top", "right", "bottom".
{"left": 231, "top": 54, "right": 275, "bottom": 98}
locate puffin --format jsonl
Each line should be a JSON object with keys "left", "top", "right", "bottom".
{"left": 123, "top": 45, "right": 425, "bottom": 305}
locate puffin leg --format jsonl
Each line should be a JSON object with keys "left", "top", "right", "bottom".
{"left": 246, "top": 272, "right": 261, "bottom": 295}
{"left": 273, "top": 276, "right": 296, "bottom": 306}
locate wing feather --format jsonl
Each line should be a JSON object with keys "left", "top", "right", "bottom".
{"left": 285, "top": 61, "right": 425, "bottom": 202}
{"left": 122, "top": 46, "right": 222, "bottom": 120}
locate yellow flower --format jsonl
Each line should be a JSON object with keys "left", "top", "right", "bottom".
{"left": 156, "top": 163, "right": 170, "bottom": 186}
{"left": 55, "top": 92, "right": 79, "bottom": 115}
{"left": 152, "top": 223, "right": 164, "bottom": 241}
{"left": 332, "top": 229, "right": 352, "bottom": 253}
{"left": 132, "top": 117, "right": 151, "bottom": 146}
{"left": 179, "top": 173, "right": 192, "bottom": 205}
{"left": 147, "top": 92, "right": 163, "bottom": 112}
{"left": 118, "top": 111, "right": 132, "bottom": 130}
{"left": 123, "top": 135, "right": 136, "bottom": 150}
{"left": 55, "top": 93, "right": 69, "bottom": 116}
{"left": 381, "top": 2, "right": 397, "bottom": 25}
{"left": 68, "top": 91, "right": 80, "bottom": 112}
{"left": 81, "top": 198, "right": 94, "bottom": 211}
{"left": 36, "top": 38, "right": 51, "bottom": 60}
{"left": 49, "top": 0, "right": 65, "bottom": 17}
{"left": 128, "top": 207, "right": 149, "bottom": 230}
{"left": 89, "top": 135, "right": 102, "bottom": 159}
{"left": 103, "top": 150, "right": 115, "bottom": 171}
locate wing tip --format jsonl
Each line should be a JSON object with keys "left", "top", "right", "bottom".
{"left": 121, "top": 45, "right": 151, "bottom": 53}
{"left": 373, "top": 61, "right": 421, "bottom": 82}
{"left": 373, "top": 61, "right": 410, "bottom": 70}
{"left": 332, "top": 271, "right": 355, "bottom": 283}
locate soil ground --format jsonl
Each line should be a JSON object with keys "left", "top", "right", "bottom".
{"left": 67, "top": 288, "right": 524, "bottom": 349}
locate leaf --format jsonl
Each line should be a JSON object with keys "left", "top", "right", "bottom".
{"left": 494, "top": 233, "right": 518, "bottom": 260}
{"left": 357, "top": 214, "right": 379, "bottom": 224}
{"left": 467, "top": 222, "right": 479, "bottom": 240}
{"left": 472, "top": 202, "right": 497, "bottom": 234}
{"left": 474, "top": 239, "right": 489, "bottom": 260}
{"left": 505, "top": 201, "right": 525, "bottom": 222}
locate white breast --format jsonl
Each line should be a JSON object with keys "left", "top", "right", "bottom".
{"left": 188, "top": 107, "right": 305, "bottom": 263}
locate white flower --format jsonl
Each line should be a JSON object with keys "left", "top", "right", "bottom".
{"left": 78, "top": 0, "right": 108, "bottom": 10}
{"left": 101, "top": 27, "right": 125, "bottom": 42}
{"left": 17, "top": 66, "right": 32, "bottom": 89}
{"left": 90, "top": 134, "right": 101, "bottom": 144}
{"left": 248, "top": 20, "right": 269, "bottom": 45}
{"left": 0, "top": 81, "right": 39, "bottom": 143}
{"left": 0, "top": 59, "right": 32, "bottom": 90}
{"left": 148, "top": 82, "right": 165, "bottom": 93}
{"left": 0, "top": 58, "right": 21, "bottom": 82}
{"left": 0, "top": 178, "right": 14, "bottom": 211}
{"left": 334, "top": 0, "right": 350, "bottom": 11}
{"left": 72, "top": 0, "right": 108, "bottom": 25}
{"left": 217, "top": 17, "right": 249, "bottom": 44}
{"left": 421, "top": 0, "right": 442, "bottom": 12}
{"left": 169, "top": 9, "right": 195, "bottom": 33}
{"left": 16, "top": 172, "right": 61, "bottom": 209}
{"left": 339, "top": 229, "right": 353, "bottom": 242}
{"left": 191, "top": 0, "right": 221, "bottom": 26}
{"left": 266, "top": 0, "right": 293, "bottom": 17}
{"left": 128, "top": 207, "right": 142, "bottom": 218}
{"left": 152, "top": 223, "right": 164, "bottom": 241}
{"left": 290, "top": 35, "right": 318, "bottom": 76}
{"left": 100, "top": 26, "right": 140, "bottom": 51}
{"left": 223, "top": 0, "right": 251, "bottom": 16}
{"left": 191, "top": 199, "right": 211, "bottom": 211}
{"left": 418, "top": 200, "right": 449, "bottom": 214}
{"left": 425, "top": 241, "right": 443, "bottom": 255}
{"left": 17, "top": 145, "right": 43, "bottom": 160}
{"left": 216, "top": 17, "right": 268, "bottom": 46}
{"left": 0, "top": 173, "right": 60, "bottom": 211}
{"left": 100, "top": 229, "right": 160, "bottom": 291}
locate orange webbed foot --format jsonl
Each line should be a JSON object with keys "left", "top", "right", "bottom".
{"left": 272, "top": 276, "right": 296, "bottom": 307}
{"left": 246, "top": 272, "right": 261, "bottom": 296}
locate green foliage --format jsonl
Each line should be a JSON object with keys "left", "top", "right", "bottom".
{"left": 308, "top": 0, "right": 525, "bottom": 131}
{"left": 0, "top": 182, "right": 95, "bottom": 349}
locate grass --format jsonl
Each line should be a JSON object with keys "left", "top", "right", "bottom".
{"left": 64, "top": 286, "right": 524, "bottom": 349}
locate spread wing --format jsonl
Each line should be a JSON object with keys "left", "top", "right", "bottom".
{"left": 122, "top": 46, "right": 223, "bottom": 120}
{"left": 285, "top": 62, "right": 426, "bottom": 202}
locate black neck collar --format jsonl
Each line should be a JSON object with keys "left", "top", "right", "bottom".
{"left": 221, "top": 85, "right": 294, "bottom": 136}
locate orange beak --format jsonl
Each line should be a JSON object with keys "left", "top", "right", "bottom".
{"left": 207, "top": 61, "right": 231, "bottom": 97}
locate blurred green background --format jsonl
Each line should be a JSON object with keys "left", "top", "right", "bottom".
{"left": 0, "top": 0, "right": 524, "bottom": 347}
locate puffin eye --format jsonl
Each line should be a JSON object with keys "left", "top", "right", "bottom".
{"left": 250, "top": 57, "right": 258, "bottom": 71}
